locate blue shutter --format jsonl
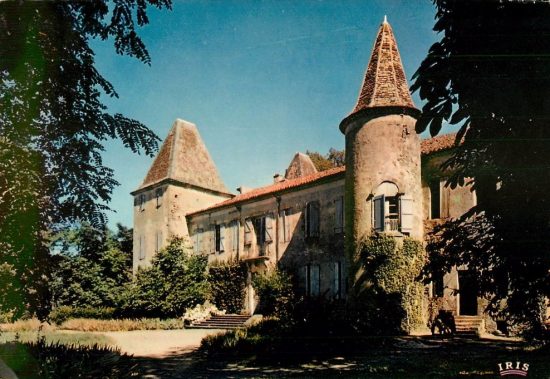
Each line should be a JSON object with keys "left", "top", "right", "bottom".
{"left": 373, "top": 195, "right": 385, "bottom": 232}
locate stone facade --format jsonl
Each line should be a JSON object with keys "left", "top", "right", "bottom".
{"left": 131, "top": 18, "right": 486, "bottom": 330}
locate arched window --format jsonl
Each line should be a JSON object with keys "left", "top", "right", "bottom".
{"left": 372, "top": 182, "right": 413, "bottom": 234}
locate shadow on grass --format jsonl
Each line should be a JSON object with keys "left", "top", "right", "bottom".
{"left": 2, "top": 333, "right": 549, "bottom": 378}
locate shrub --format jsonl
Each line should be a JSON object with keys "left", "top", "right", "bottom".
{"left": 0, "top": 340, "right": 139, "bottom": 378}
{"left": 49, "top": 306, "right": 115, "bottom": 325}
{"left": 208, "top": 259, "right": 247, "bottom": 314}
{"left": 349, "top": 235, "right": 425, "bottom": 334}
{"left": 0, "top": 318, "right": 54, "bottom": 332}
{"left": 252, "top": 269, "right": 295, "bottom": 320}
{"left": 58, "top": 318, "right": 182, "bottom": 332}
{"left": 182, "top": 301, "right": 224, "bottom": 326}
{"left": 118, "top": 237, "right": 209, "bottom": 318}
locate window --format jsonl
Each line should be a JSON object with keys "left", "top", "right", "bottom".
{"left": 215, "top": 224, "right": 225, "bottom": 253}
{"left": 253, "top": 214, "right": 274, "bottom": 246}
{"left": 430, "top": 180, "right": 441, "bottom": 219}
{"left": 244, "top": 219, "right": 253, "bottom": 245}
{"left": 305, "top": 201, "right": 320, "bottom": 238}
{"left": 334, "top": 261, "right": 342, "bottom": 299}
{"left": 155, "top": 188, "right": 163, "bottom": 208}
{"left": 155, "top": 231, "right": 163, "bottom": 253}
{"left": 306, "top": 264, "right": 320, "bottom": 296}
{"left": 231, "top": 221, "right": 239, "bottom": 251}
{"left": 139, "top": 235, "right": 145, "bottom": 260}
{"left": 139, "top": 193, "right": 146, "bottom": 211}
{"left": 334, "top": 196, "right": 344, "bottom": 234}
{"left": 194, "top": 228, "right": 203, "bottom": 253}
{"left": 281, "top": 209, "right": 291, "bottom": 242}
{"left": 373, "top": 194, "right": 413, "bottom": 233}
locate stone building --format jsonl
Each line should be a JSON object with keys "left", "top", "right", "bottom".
{"left": 131, "top": 19, "right": 482, "bottom": 330}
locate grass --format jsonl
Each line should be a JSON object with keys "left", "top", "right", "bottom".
{"left": 1, "top": 317, "right": 182, "bottom": 332}
{"left": 58, "top": 317, "right": 182, "bottom": 331}
{"left": 0, "top": 331, "right": 115, "bottom": 347}
{"left": 199, "top": 319, "right": 550, "bottom": 378}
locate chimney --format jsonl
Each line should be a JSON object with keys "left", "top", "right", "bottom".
{"left": 237, "top": 186, "right": 252, "bottom": 194}
{"left": 273, "top": 173, "right": 284, "bottom": 184}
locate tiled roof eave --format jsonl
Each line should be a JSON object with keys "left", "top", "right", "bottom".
{"left": 339, "top": 105, "right": 421, "bottom": 133}
{"left": 187, "top": 168, "right": 346, "bottom": 217}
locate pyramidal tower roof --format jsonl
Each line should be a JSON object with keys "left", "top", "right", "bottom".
{"left": 351, "top": 17, "right": 416, "bottom": 115}
{"left": 136, "top": 119, "right": 230, "bottom": 194}
{"left": 285, "top": 152, "right": 318, "bottom": 180}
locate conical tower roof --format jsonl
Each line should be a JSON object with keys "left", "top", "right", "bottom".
{"left": 136, "top": 119, "right": 230, "bottom": 194}
{"left": 349, "top": 17, "right": 417, "bottom": 117}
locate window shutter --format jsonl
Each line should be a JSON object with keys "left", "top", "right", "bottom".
{"left": 335, "top": 197, "right": 343, "bottom": 233}
{"left": 265, "top": 213, "right": 274, "bottom": 243}
{"left": 333, "top": 261, "right": 341, "bottom": 299}
{"left": 232, "top": 221, "right": 238, "bottom": 251}
{"left": 284, "top": 210, "right": 291, "bottom": 242}
{"left": 311, "top": 265, "right": 320, "bottom": 296}
{"left": 139, "top": 235, "right": 145, "bottom": 259}
{"left": 209, "top": 226, "right": 216, "bottom": 254}
{"left": 219, "top": 224, "right": 225, "bottom": 252}
{"left": 244, "top": 219, "right": 253, "bottom": 245}
{"left": 399, "top": 195, "right": 414, "bottom": 233}
{"left": 373, "top": 195, "right": 385, "bottom": 232}
{"left": 312, "top": 202, "right": 320, "bottom": 237}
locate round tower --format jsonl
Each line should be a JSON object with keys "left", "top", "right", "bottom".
{"left": 340, "top": 18, "right": 423, "bottom": 257}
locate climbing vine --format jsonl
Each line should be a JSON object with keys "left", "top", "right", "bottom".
{"left": 353, "top": 234, "right": 425, "bottom": 333}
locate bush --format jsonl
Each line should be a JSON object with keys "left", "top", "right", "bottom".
{"left": 118, "top": 237, "right": 209, "bottom": 318}
{"left": 49, "top": 306, "right": 115, "bottom": 325}
{"left": 0, "top": 318, "right": 54, "bottom": 332}
{"left": 208, "top": 259, "right": 247, "bottom": 314}
{"left": 349, "top": 235, "right": 425, "bottom": 334}
{"left": 252, "top": 269, "right": 295, "bottom": 320}
{"left": 182, "top": 301, "right": 224, "bottom": 326}
{"left": 58, "top": 318, "right": 182, "bottom": 332}
{"left": 0, "top": 340, "right": 139, "bottom": 378}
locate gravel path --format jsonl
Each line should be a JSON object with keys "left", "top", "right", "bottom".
{"left": 100, "top": 329, "right": 225, "bottom": 357}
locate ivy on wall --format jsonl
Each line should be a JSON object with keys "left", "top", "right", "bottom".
{"left": 208, "top": 259, "right": 247, "bottom": 314}
{"left": 352, "top": 234, "right": 425, "bottom": 334}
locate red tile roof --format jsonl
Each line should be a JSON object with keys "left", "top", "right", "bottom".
{"left": 188, "top": 134, "right": 457, "bottom": 216}
{"left": 420, "top": 133, "right": 458, "bottom": 155}
{"left": 352, "top": 19, "right": 416, "bottom": 114}
{"left": 187, "top": 166, "right": 346, "bottom": 216}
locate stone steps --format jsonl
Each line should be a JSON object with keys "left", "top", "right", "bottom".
{"left": 187, "top": 314, "right": 250, "bottom": 330}
{"left": 454, "top": 316, "right": 484, "bottom": 335}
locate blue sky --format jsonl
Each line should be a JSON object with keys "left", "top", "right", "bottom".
{"left": 93, "top": 0, "right": 448, "bottom": 229}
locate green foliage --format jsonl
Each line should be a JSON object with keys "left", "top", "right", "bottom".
{"left": 208, "top": 259, "right": 247, "bottom": 314}
{"left": 0, "top": 0, "right": 171, "bottom": 321}
{"left": 412, "top": 1, "right": 550, "bottom": 337}
{"left": 0, "top": 340, "right": 139, "bottom": 378}
{"left": 252, "top": 269, "right": 296, "bottom": 320}
{"left": 306, "top": 148, "right": 345, "bottom": 171}
{"left": 351, "top": 235, "right": 424, "bottom": 334}
{"left": 49, "top": 306, "right": 115, "bottom": 325}
{"left": 49, "top": 224, "right": 132, "bottom": 314}
{"left": 120, "top": 237, "right": 209, "bottom": 318}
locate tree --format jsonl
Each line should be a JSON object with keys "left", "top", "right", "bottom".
{"left": 412, "top": 1, "right": 550, "bottom": 335}
{"left": 0, "top": 1, "right": 171, "bottom": 319}
{"left": 306, "top": 148, "right": 345, "bottom": 171}
{"left": 120, "top": 237, "right": 209, "bottom": 318}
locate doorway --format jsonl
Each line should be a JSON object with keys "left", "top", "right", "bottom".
{"left": 458, "top": 270, "right": 478, "bottom": 315}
